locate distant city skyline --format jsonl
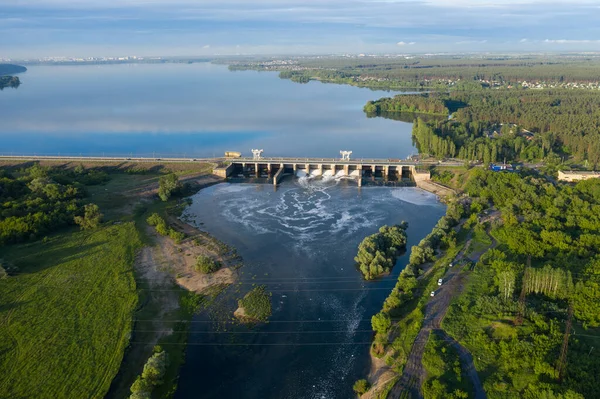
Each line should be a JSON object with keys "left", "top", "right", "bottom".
{"left": 3, "top": 0, "right": 600, "bottom": 58}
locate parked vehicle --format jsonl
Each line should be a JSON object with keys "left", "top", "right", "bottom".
{"left": 438, "top": 278, "right": 443, "bottom": 286}
{"left": 430, "top": 291, "right": 435, "bottom": 297}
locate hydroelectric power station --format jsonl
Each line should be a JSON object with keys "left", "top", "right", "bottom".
{"left": 213, "top": 150, "right": 433, "bottom": 188}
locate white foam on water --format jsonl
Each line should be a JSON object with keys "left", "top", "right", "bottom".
{"left": 391, "top": 187, "right": 440, "bottom": 206}
{"left": 214, "top": 183, "right": 254, "bottom": 194}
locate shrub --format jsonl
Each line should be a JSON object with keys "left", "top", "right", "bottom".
{"left": 168, "top": 228, "right": 185, "bottom": 244}
{"left": 238, "top": 285, "right": 272, "bottom": 322}
{"left": 146, "top": 213, "right": 164, "bottom": 227}
{"left": 74, "top": 204, "right": 103, "bottom": 230}
{"left": 195, "top": 256, "right": 221, "bottom": 274}
{"left": 353, "top": 379, "right": 370, "bottom": 395}
{"left": 0, "top": 265, "right": 7, "bottom": 280}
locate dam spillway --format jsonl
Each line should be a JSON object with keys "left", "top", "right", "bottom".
{"left": 213, "top": 157, "right": 431, "bottom": 187}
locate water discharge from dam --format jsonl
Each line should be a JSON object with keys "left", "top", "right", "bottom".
{"left": 178, "top": 177, "right": 445, "bottom": 399}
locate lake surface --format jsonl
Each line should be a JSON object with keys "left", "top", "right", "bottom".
{"left": 0, "top": 63, "right": 415, "bottom": 159}
{"left": 179, "top": 178, "right": 445, "bottom": 399}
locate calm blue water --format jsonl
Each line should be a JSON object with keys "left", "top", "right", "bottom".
{"left": 0, "top": 63, "right": 415, "bottom": 158}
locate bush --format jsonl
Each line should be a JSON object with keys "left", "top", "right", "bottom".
{"left": 146, "top": 213, "right": 164, "bottom": 227}
{"left": 195, "top": 256, "right": 221, "bottom": 274}
{"left": 353, "top": 379, "right": 370, "bottom": 395}
{"left": 371, "top": 312, "right": 392, "bottom": 334}
{"left": 168, "top": 228, "right": 185, "bottom": 244}
{"left": 238, "top": 285, "right": 272, "bottom": 322}
{"left": 74, "top": 204, "right": 103, "bottom": 230}
{"left": 0, "top": 265, "right": 7, "bottom": 280}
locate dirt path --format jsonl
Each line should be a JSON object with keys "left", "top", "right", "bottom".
{"left": 388, "top": 233, "right": 496, "bottom": 399}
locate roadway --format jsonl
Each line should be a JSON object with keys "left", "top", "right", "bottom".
{"left": 0, "top": 154, "right": 466, "bottom": 167}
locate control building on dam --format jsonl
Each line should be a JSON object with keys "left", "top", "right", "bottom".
{"left": 213, "top": 156, "right": 432, "bottom": 188}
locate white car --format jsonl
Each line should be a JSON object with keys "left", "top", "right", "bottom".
{"left": 430, "top": 291, "right": 435, "bottom": 297}
{"left": 438, "top": 278, "right": 443, "bottom": 286}
{"left": 449, "top": 262, "right": 453, "bottom": 268}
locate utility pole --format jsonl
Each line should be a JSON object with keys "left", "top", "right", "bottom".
{"left": 556, "top": 303, "right": 574, "bottom": 382}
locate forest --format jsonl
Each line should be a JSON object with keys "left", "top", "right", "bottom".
{"left": 0, "top": 164, "right": 108, "bottom": 245}
{"left": 369, "top": 89, "right": 600, "bottom": 165}
{"left": 229, "top": 56, "right": 600, "bottom": 90}
{"left": 363, "top": 168, "right": 600, "bottom": 398}
{"left": 364, "top": 94, "right": 449, "bottom": 115}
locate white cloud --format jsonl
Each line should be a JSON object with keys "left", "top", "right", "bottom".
{"left": 544, "top": 39, "right": 600, "bottom": 43}
{"left": 397, "top": 41, "right": 415, "bottom": 46}
{"left": 520, "top": 38, "right": 528, "bottom": 42}
{"left": 202, "top": 44, "right": 210, "bottom": 48}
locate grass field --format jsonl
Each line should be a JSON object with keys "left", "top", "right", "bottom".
{"left": 0, "top": 222, "right": 142, "bottom": 399}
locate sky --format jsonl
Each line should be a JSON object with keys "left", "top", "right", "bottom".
{"left": 2, "top": 0, "right": 600, "bottom": 58}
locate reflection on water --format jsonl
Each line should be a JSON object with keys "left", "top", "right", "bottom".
{"left": 0, "top": 63, "right": 415, "bottom": 158}
{"left": 178, "top": 180, "right": 445, "bottom": 399}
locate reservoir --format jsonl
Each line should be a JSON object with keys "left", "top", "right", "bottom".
{"left": 179, "top": 179, "right": 445, "bottom": 398}
{"left": 0, "top": 62, "right": 415, "bottom": 159}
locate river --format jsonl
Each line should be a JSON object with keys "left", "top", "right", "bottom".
{"left": 1, "top": 61, "right": 444, "bottom": 397}
{"left": 179, "top": 177, "right": 445, "bottom": 399}
{"left": 0, "top": 62, "right": 415, "bottom": 159}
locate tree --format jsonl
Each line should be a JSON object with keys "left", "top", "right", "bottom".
{"left": 195, "top": 255, "right": 221, "bottom": 274}
{"left": 353, "top": 379, "right": 370, "bottom": 395}
{"left": 74, "top": 204, "right": 103, "bottom": 230}
{"left": 371, "top": 312, "right": 391, "bottom": 334}
{"left": 0, "top": 264, "right": 7, "bottom": 280}
{"left": 158, "top": 173, "right": 181, "bottom": 202}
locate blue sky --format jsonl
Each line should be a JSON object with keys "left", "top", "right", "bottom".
{"left": 3, "top": 0, "right": 600, "bottom": 57}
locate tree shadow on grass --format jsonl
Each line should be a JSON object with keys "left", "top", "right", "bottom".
{"left": 0, "top": 300, "right": 29, "bottom": 314}
{"left": 3, "top": 240, "right": 109, "bottom": 276}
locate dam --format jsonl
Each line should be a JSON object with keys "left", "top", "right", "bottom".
{"left": 213, "top": 156, "right": 432, "bottom": 187}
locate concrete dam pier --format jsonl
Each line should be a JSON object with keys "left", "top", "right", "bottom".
{"left": 213, "top": 157, "right": 432, "bottom": 188}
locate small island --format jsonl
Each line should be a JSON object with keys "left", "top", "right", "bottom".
{"left": 355, "top": 223, "right": 408, "bottom": 280}
{"left": 0, "top": 76, "right": 21, "bottom": 90}
{"left": 235, "top": 285, "right": 272, "bottom": 323}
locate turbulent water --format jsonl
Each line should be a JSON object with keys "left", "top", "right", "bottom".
{"left": 178, "top": 177, "right": 445, "bottom": 399}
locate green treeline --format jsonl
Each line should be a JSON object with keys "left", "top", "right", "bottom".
{"left": 0, "top": 164, "right": 108, "bottom": 244}
{"left": 406, "top": 89, "right": 600, "bottom": 164}
{"left": 0, "top": 76, "right": 20, "bottom": 90}
{"left": 354, "top": 223, "right": 408, "bottom": 280}
{"left": 364, "top": 94, "right": 449, "bottom": 115}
